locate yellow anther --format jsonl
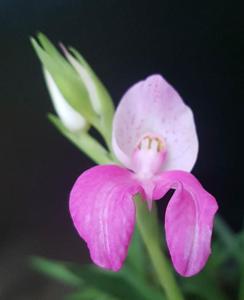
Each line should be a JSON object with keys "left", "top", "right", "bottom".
{"left": 138, "top": 135, "right": 165, "bottom": 153}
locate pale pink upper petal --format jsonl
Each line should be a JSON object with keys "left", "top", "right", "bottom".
{"left": 69, "top": 165, "right": 142, "bottom": 271}
{"left": 153, "top": 171, "right": 218, "bottom": 277}
{"left": 112, "top": 74, "right": 198, "bottom": 171}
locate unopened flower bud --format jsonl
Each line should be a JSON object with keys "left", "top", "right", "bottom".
{"left": 60, "top": 44, "right": 104, "bottom": 116}
{"left": 44, "top": 69, "right": 87, "bottom": 132}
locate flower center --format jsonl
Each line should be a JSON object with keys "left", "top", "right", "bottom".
{"left": 131, "top": 134, "right": 167, "bottom": 179}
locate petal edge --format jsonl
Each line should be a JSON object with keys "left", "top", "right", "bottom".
{"left": 153, "top": 171, "right": 218, "bottom": 276}
{"left": 112, "top": 74, "right": 199, "bottom": 172}
{"left": 69, "top": 165, "right": 141, "bottom": 271}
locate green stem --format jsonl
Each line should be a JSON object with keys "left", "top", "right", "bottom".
{"left": 48, "top": 113, "right": 113, "bottom": 165}
{"left": 135, "top": 195, "right": 184, "bottom": 300}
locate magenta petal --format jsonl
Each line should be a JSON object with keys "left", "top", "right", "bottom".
{"left": 153, "top": 171, "right": 218, "bottom": 276}
{"left": 112, "top": 74, "right": 198, "bottom": 171}
{"left": 69, "top": 165, "right": 142, "bottom": 271}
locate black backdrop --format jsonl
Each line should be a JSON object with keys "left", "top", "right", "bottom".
{"left": 0, "top": 1, "right": 242, "bottom": 299}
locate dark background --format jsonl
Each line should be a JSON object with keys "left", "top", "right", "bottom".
{"left": 0, "top": 1, "right": 242, "bottom": 299}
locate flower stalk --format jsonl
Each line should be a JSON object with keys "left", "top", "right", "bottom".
{"left": 135, "top": 195, "right": 184, "bottom": 300}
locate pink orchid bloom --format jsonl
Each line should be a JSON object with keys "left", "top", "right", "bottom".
{"left": 69, "top": 75, "right": 218, "bottom": 277}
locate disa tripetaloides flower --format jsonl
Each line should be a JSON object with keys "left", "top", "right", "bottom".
{"left": 69, "top": 75, "right": 218, "bottom": 277}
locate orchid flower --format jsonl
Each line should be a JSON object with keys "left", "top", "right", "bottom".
{"left": 69, "top": 74, "right": 218, "bottom": 277}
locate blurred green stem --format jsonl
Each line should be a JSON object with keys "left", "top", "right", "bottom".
{"left": 135, "top": 195, "right": 184, "bottom": 300}
{"left": 239, "top": 260, "right": 244, "bottom": 300}
{"left": 214, "top": 215, "right": 240, "bottom": 260}
{"left": 238, "top": 221, "right": 244, "bottom": 300}
{"left": 215, "top": 215, "right": 244, "bottom": 300}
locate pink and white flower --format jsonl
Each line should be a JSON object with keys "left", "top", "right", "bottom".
{"left": 69, "top": 75, "right": 218, "bottom": 277}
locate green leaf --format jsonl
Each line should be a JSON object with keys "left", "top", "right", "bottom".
{"left": 67, "top": 288, "right": 119, "bottom": 300}
{"left": 68, "top": 264, "right": 163, "bottom": 300}
{"left": 31, "top": 255, "right": 163, "bottom": 300}
{"left": 31, "top": 256, "right": 82, "bottom": 286}
{"left": 118, "top": 265, "right": 163, "bottom": 300}
{"left": 180, "top": 226, "right": 244, "bottom": 300}
{"left": 31, "top": 36, "right": 99, "bottom": 128}
{"left": 180, "top": 272, "right": 228, "bottom": 300}
{"left": 214, "top": 215, "right": 242, "bottom": 262}
{"left": 210, "top": 234, "right": 242, "bottom": 269}
{"left": 238, "top": 229, "right": 244, "bottom": 300}
{"left": 48, "top": 113, "right": 112, "bottom": 165}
